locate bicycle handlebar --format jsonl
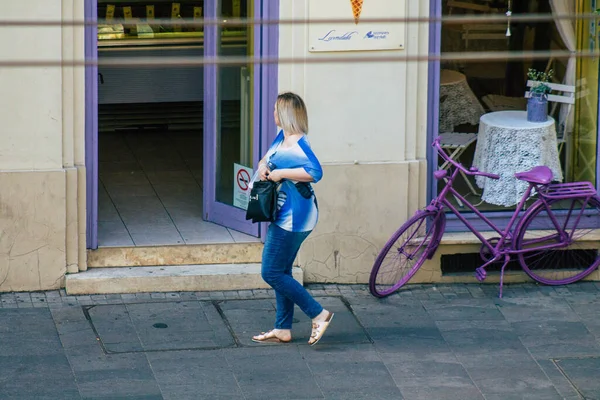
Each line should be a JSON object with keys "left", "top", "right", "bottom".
{"left": 433, "top": 136, "right": 500, "bottom": 180}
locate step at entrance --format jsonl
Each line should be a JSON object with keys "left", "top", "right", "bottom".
{"left": 87, "top": 243, "right": 263, "bottom": 268}
{"left": 66, "top": 264, "right": 303, "bottom": 295}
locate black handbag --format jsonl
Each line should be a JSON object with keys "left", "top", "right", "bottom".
{"left": 245, "top": 180, "right": 280, "bottom": 223}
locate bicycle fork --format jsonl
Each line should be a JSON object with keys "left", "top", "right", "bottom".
{"left": 475, "top": 253, "right": 511, "bottom": 298}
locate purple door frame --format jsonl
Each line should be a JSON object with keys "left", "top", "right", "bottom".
{"left": 203, "top": 0, "right": 279, "bottom": 238}
{"left": 85, "top": 0, "right": 279, "bottom": 248}
{"left": 85, "top": 0, "right": 98, "bottom": 249}
{"left": 426, "top": 0, "right": 600, "bottom": 232}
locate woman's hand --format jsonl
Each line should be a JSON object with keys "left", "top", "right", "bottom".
{"left": 258, "top": 163, "right": 270, "bottom": 181}
{"left": 266, "top": 169, "right": 284, "bottom": 182}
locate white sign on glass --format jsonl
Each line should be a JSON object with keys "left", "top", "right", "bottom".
{"left": 308, "top": 0, "right": 406, "bottom": 52}
{"left": 233, "top": 163, "right": 253, "bottom": 210}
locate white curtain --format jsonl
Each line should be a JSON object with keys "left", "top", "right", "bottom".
{"left": 549, "top": 0, "right": 576, "bottom": 132}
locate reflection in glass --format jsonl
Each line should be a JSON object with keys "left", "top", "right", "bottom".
{"left": 215, "top": 0, "right": 253, "bottom": 207}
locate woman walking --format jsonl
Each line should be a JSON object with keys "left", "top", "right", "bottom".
{"left": 252, "top": 92, "right": 334, "bottom": 346}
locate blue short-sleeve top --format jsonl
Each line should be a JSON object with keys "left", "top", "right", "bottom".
{"left": 265, "top": 130, "right": 323, "bottom": 232}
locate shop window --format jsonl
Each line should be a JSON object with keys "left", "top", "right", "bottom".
{"left": 436, "top": 0, "right": 599, "bottom": 213}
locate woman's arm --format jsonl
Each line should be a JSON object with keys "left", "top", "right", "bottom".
{"left": 267, "top": 168, "right": 314, "bottom": 182}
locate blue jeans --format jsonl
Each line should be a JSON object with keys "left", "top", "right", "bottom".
{"left": 261, "top": 224, "right": 323, "bottom": 329}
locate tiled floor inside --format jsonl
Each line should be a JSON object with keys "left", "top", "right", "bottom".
{"left": 98, "top": 129, "right": 259, "bottom": 247}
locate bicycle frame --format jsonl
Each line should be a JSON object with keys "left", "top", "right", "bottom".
{"left": 432, "top": 165, "right": 558, "bottom": 257}
{"left": 430, "top": 137, "right": 596, "bottom": 296}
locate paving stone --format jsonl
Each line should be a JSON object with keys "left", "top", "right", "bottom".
{"left": 436, "top": 319, "right": 529, "bottom": 357}
{"left": 460, "top": 354, "right": 561, "bottom": 398}
{"left": 387, "top": 361, "right": 483, "bottom": 400}
{"left": 193, "top": 291, "right": 212, "bottom": 300}
{"left": 497, "top": 297, "right": 581, "bottom": 323}
{"left": 427, "top": 292, "right": 445, "bottom": 300}
{"left": 222, "top": 291, "right": 240, "bottom": 299}
{"left": 410, "top": 291, "right": 430, "bottom": 300}
{"left": 453, "top": 285, "right": 471, "bottom": 293}
{"left": 0, "top": 355, "right": 79, "bottom": 399}
{"left": 119, "top": 293, "right": 137, "bottom": 302}
{"left": 422, "top": 298, "right": 505, "bottom": 321}
{"left": 237, "top": 290, "right": 254, "bottom": 298}
{"left": 308, "top": 358, "right": 403, "bottom": 399}
{"left": 0, "top": 308, "right": 65, "bottom": 356}
{"left": 46, "top": 296, "right": 63, "bottom": 303}
{"left": 147, "top": 350, "right": 243, "bottom": 399}
{"left": 251, "top": 289, "right": 269, "bottom": 297}
{"left": 74, "top": 359, "right": 162, "bottom": 399}
{"left": 467, "top": 286, "right": 486, "bottom": 298}
{"left": 554, "top": 287, "right": 572, "bottom": 296}
{"left": 15, "top": 293, "right": 32, "bottom": 301}
{"left": 209, "top": 291, "right": 226, "bottom": 300}
{"left": 223, "top": 346, "right": 323, "bottom": 400}
{"left": 441, "top": 292, "right": 459, "bottom": 299}
{"left": 536, "top": 359, "right": 581, "bottom": 399}
{"left": 554, "top": 357, "right": 600, "bottom": 399}
{"left": 88, "top": 301, "right": 234, "bottom": 352}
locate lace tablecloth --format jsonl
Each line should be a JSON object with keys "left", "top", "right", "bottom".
{"left": 439, "top": 69, "right": 485, "bottom": 132}
{"left": 472, "top": 111, "right": 563, "bottom": 207}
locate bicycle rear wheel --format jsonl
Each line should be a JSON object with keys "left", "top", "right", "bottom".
{"left": 514, "top": 197, "right": 600, "bottom": 285}
{"left": 369, "top": 210, "right": 444, "bottom": 298}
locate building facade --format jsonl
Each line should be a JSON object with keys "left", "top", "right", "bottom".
{"left": 0, "top": 0, "right": 598, "bottom": 292}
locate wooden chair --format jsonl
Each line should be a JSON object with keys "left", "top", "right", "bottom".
{"left": 447, "top": 0, "right": 508, "bottom": 50}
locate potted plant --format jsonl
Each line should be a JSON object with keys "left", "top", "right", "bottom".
{"left": 526, "top": 68, "right": 554, "bottom": 122}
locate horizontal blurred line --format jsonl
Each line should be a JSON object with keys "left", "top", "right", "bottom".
{"left": 0, "top": 13, "right": 595, "bottom": 28}
{"left": 0, "top": 50, "right": 591, "bottom": 68}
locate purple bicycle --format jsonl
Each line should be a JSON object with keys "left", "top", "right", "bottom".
{"left": 370, "top": 136, "right": 600, "bottom": 298}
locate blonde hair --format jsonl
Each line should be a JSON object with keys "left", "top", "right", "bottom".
{"left": 276, "top": 92, "right": 309, "bottom": 135}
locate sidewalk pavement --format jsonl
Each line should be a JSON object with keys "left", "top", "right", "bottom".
{"left": 2, "top": 282, "right": 600, "bottom": 399}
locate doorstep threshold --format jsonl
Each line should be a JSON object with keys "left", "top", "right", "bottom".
{"left": 87, "top": 242, "right": 263, "bottom": 268}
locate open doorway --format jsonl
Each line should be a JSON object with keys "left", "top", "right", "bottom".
{"left": 93, "top": 0, "right": 260, "bottom": 247}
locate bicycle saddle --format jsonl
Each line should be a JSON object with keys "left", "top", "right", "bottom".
{"left": 514, "top": 166, "right": 553, "bottom": 185}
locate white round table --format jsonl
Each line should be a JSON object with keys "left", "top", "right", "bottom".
{"left": 439, "top": 69, "right": 485, "bottom": 132}
{"left": 472, "top": 110, "right": 563, "bottom": 207}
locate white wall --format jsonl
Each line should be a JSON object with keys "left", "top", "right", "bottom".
{"left": 0, "top": 3, "right": 64, "bottom": 170}
{"left": 279, "top": 0, "right": 431, "bottom": 282}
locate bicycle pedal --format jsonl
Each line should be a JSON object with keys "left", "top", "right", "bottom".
{"left": 475, "top": 268, "right": 487, "bottom": 282}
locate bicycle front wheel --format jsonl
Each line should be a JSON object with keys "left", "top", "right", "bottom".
{"left": 369, "top": 210, "right": 444, "bottom": 298}
{"left": 514, "top": 197, "right": 600, "bottom": 285}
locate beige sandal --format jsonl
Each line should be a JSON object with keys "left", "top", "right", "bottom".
{"left": 309, "top": 312, "right": 334, "bottom": 346}
{"left": 252, "top": 330, "right": 292, "bottom": 344}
